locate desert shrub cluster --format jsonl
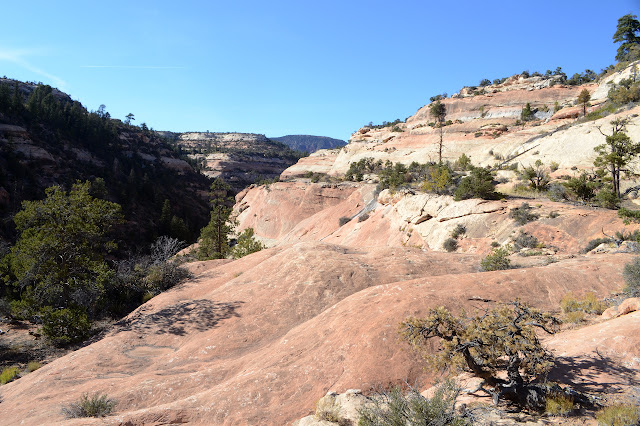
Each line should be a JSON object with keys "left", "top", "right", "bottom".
{"left": 62, "top": 393, "right": 116, "bottom": 418}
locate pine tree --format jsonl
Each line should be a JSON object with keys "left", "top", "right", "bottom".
{"left": 198, "top": 179, "right": 235, "bottom": 260}
{"left": 577, "top": 89, "right": 591, "bottom": 116}
{"left": 614, "top": 14, "right": 640, "bottom": 62}
{"left": 429, "top": 100, "right": 447, "bottom": 164}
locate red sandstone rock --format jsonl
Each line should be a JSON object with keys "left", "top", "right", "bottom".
{"left": 0, "top": 245, "right": 632, "bottom": 425}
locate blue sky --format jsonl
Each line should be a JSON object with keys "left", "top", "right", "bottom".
{"left": 1, "top": 1, "right": 638, "bottom": 141}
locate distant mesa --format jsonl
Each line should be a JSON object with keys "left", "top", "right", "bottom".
{"left": 270, "top": 134, "right": 346, "bottom": 153}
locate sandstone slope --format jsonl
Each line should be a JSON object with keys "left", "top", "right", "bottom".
{"left": 0, "top": 243, "right": 633, "bottom": 425}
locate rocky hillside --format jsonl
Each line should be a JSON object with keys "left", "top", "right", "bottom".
{"left": 0, "top": 79, "right": 211, "bottom": 248}
{"left": 280, "top": 64, "right": 640, "bottom": 181}
{"left": 165, "top": 131, "right": 305, "bottom": 191}
{"left": 271, "top": 134, "right": 346, "bottom": 153}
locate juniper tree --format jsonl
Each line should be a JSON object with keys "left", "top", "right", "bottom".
{"left": 401, "top": 301, "right": 563, "bottom": 410}
{"left": 3, "top": 181, "right": 122, "bottom": 316}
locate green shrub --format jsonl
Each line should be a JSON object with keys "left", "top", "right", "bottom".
{"left": 596, "top": 404, "right": 640, "bottom": 426}
{"left": 561, "top": 292, "right": 609, "bottom": 315}
{"left": 443, "top": 238, "right": 458, "bottom": 252}
{"left": 27, "top": 361, "right": 42, "bottom": 372}
{"left": 514, "top": 231, "right": 539, "bottom": 250}
{"left": 451, "top": 224, "right": 466, "bottom": 239}
{"left": 62, "top": 393, "right": 116, "bottom": 418}
{"left": 509, "top": 202, "right": 539, "bottom": 225}
{"left": 596, "top": 188, "right": 620, "bottom": 209}
{"left": 623, "top": 257, "right": 640, "bottom": 297}
{"left": 231, "top": 228, "right": 265, "bottom": 259}
{"left": 565, "top": 310, "right": 586, "bottom": 324}
{"left": 545, "top": 392, "right": 574, "bottom": 416}
{"left": 583, "top": 237, "right": 613, "bottom": 253}
{"left": 338, "top": 217, "right": 350, "bottom": 226}
{"left": 0, "top": 366, "right": 19, "bottom": 385}
{"left": 480, "top": 246, "right": 512, "bottom": 271}
{"left": 41, "top": 307, "right": 92, "bottom": 347}
{"left": 358, "top": 213, "right": 370, "bottom": 222}
{"left": 618, "top": 208, "right": 640, "bottom": 224}
{"left": 454, "top": 153, "right": 472, "bottom": 171}
{"left": 358, "top": 381, "right": 468, "bottom": 426}
{"left": 454, "top": 167, "right": 500, "bottom": 201}
{"left": 565, "top": 173, "right": 597, "bottom": 202}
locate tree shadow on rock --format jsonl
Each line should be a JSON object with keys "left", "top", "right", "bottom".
{"left": 549, "top": 349, "right": 639, "bottom": 395}
{"left": 115, "top": 299, "right": 243, "bottom": 336}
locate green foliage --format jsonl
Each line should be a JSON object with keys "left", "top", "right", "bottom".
{"left": 422, "top": 164, "right": 453, "bottom": 195}
{"left": 379, "top": 162, "right": 409, "bottom": 190}
{"left": 613, "top": 14, "right": 640, "bottom": 62}
{"left": 232, "top": 228, "right": 264, "bottom": 259}
{"left": 358, "top": 381, "right": 468, "bottom": 426}
{"left": 443, "top": 238, "right": 458, "bottom": 252}
{"left": 566, "top": 70, "right": 597, "bottom": 86}
{"left": 583, "top": 237, "right": 613, "bottom": 253}
{"left": 451, "top": 224, "right": 466, "bottom": 239}
{"left": 596, "top": 404, "right": 640, "bottom": 426}
{"left": 618, "top": 207, "right": 640, "bottom": 224}
{"left": 27, "top": 361, "right": 42, "bottom": 372}
{"left": 0, "top": 366, "right": 19, "bottom": 385}
{"left": 561, "top": 292, "right": 609, "bottom": 315}
{"left": 520, "top": 160, "right": 550, "bottom": 191}
{"left": 198, "top": 179, "right": 235, "bottom": 260}
{"left": 453, "top": 153, "right": 472, "bottom": 171}
{"left": 41, "top": 306, "right": 92, "bottom": 346}
{"left": 577, "top": 89, "right": 591, "bottom": 116}
{"left": 509, "top": 202, "right": 539, "bottom": 225}
{"left": 565, "top": 173, "right": 598, "bottom": 202}
{"left": 521, "top": 103, "right": 535, "bottom": 121}
{"left": 62, "top": 393, "right": 117, "bottom": 418}
{"left": 430, "top": 100, "right": 447, "bottom": 163}
{"left": 366, "top": 118, "right": 403, "bottom": 130}
{"left": 480, "top": 246, "right": 512, "bottom": 271}
{"left": 401, "top": 301, "right": 560, "bottom": 410}
{"left": 514, "top": 231, "right": 539, "bottom": 250}
{"left": 545, "top": 392, "right": 574, "bottom": 416}
{"left": 623, "top": 256, "right": 640, "bottom": 296}
{"left": 593, "top": 118, "right": 640, "bottom": 198}
{"left": 345, "top": 157, "right": 383, "bottom": 181}
{"left": 338, "top": 216, "right": 351, "bottom": 226}
{"left": 3, "top": 181, "right": 122, "bottom": 318}
{"left": 454, "top": 167, "right": 499, "bottom": 201}
{"left": 596, "top": 187, "right": 620, "bottom": 209}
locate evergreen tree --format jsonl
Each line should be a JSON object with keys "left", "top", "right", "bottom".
{"left": 594, "top": 118, "right": 640, "bottom": 199}
{"left": 231, "top": 228, "right": 264, "bottom": 259}
{"left": 3, "top": 182, "right": 122, "bottom": 316}
{"left": 577, "top": 89, "right": 591, "bottom": 116}
{"left": 198, "top": 179, "right": 235, "bottom": 260}
{"left": 429, "top": 100, "right": 447, "bottom": 164}
{"left": 521, "top": 103, "right": 534, "bottom": 121}
{"left": 614, "top": 14, "right": 640, "bottom": 62}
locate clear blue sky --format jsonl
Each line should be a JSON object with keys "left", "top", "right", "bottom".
{"left": 1, "top": 1, "right": 638, "bottom": 141}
